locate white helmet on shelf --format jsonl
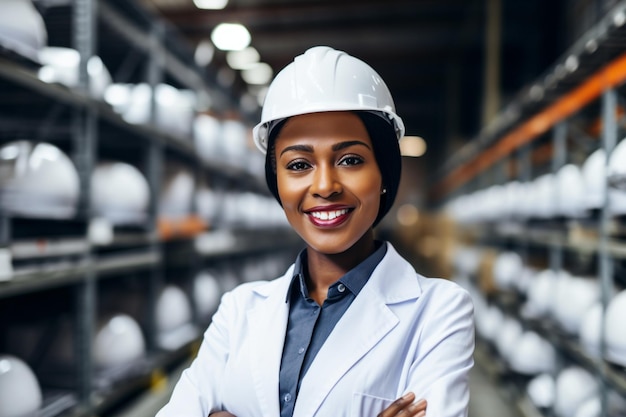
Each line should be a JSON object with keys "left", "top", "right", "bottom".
{"left": 93, "top": 314, "right": 146, "bottom": 369}
{"left": 554, "top": 366, "right": 599, "bottom": 417}
{"left": 582, "top": 148, "right": 606, "bottom": 210}
{"left": 556, "top": 164, "right": 586, "bottom": 218}
{"left": 533, "top": 173, "right": 557, "bottom": 219}
{"left": 493, "top": 251, "right": 523, "bottom": 291}
{"left": 526, "top": 373, "right": 555, "bottom": 409}
{"left": 155, "top": 285, "right": 192, "bottom": 333}
{"left": 605, "top": 289, "right": 626, "bottom": 367}
{"left": 0, "top": 0, "right": 46, "bottom": 60}
{"left": 578, "top": 301, "right": 602, "bottom": 359}
{"left": 0, "top": 354, "right": 42, "bottom": 417}
{"left": 193, "top": 271, "right": 222, "bottom": 318}
{"left": 0, "top": 140, "right": 80, "bottom": 218}
{"left": 252, "top": 46, "right": 404, "bottom": 153}
{"left": 193, "top": 113, "right": 222, "bottom": 163}
{"left": 159, "top": 164, "right": 195, "bottom": 219}
{"left": 524, "top": 269, "right": 557, "bottom": 318}
{"left": 37, "top": 47, "right": 112, "bottom": 99}
{"left": 475, "top": 304, "right": 503, "bottom": 342}
{"left": 553, "top": 274, "right": 599, "bottom": 333}
{"left": 91, "top": 161, "right": 150, "bottom": 225}
{"left": 508, "top": 331, "right": 556, "bottom": 375}
{"left": 494, "top": 316, "right": 523, "bottom": 361}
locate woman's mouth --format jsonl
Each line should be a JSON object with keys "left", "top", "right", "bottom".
{"left": 306, "top": 208, "right": 352, "bottom": 227}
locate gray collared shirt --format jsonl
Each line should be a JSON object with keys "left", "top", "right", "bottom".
{"left": 278, "top": 241, "right": 387, "bottom": 417}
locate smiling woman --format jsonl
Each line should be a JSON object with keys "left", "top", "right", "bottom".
{"left": 155, "top": 46, "right": 475, "bottom": 417}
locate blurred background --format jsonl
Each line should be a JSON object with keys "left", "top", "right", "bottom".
{"left": 0, "top": 0, "right": 626, "bottom": 416}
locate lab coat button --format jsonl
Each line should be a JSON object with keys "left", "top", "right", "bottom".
{"left": 298, "top": 347, "right": 305, "bottom": 354}
{"left": 284, "top": 393, "right": 292, "bottom": 402}
{"left": 337, "top": 283, "right": 346, "bottom": 293}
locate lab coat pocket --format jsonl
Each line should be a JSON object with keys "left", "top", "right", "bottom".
{"left": 351, "top": 392, "right": 394, "bottom": 417}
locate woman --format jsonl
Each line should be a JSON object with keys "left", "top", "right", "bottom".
{"left": 156, "top": 46, "right": 474, "bottom": 417}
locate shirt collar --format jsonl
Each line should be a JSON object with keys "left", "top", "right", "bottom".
{"left": 285, "top": 240, "right": 387, "bottom": 302}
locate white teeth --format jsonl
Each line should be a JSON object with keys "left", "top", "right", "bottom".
{"left": 310, "top": 209, "right": 348, "bottom": 220}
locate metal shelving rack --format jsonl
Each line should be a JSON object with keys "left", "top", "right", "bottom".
{"left": 0, "top": 0, "right": 299, "bottom": 416}
{"left": 436, "top": 2, "right": 626, "bottom": 417}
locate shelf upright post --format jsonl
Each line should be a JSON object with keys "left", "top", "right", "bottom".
{"left": 145, "top": 20, "right": 165, "bottom": 352}
{"left": 550, "top": 122, "right": 567, "bottom": 273}
{"left": 517, "top": 145, "right": 531, "bottom": 272}
{"left": 599, "top": 88, "right": 618, "bottom": 417}
{"left": 71, "top": 0, "right": 98, "bottom": 410}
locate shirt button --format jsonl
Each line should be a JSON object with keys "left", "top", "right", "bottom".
{"left": 284, "top": 393, "right": 292, "bottom": 403}
{"left": 337, "top": 283, "right": 346, "bottom": 293}
{"left": 298, "top": 347, "right": 305, "bottom": 354}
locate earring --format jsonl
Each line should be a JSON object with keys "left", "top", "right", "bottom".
{"left": 381, "top": 187, "right": 387, "bottom": 195}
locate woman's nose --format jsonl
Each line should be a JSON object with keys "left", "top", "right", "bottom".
{"left": 310, "top": 164, "right": 342, "bottom": 198}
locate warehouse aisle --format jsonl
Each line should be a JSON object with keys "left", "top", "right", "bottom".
{"left": 469, "top": 364, "right": 522, "bottom": 417}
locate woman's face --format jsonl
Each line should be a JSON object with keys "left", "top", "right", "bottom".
{"left": 274, "top": 111, "right": 383, "bottom": 255}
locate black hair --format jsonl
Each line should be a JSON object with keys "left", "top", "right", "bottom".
{"left": 264, "top": 111, "right": 401, "bottom": 227}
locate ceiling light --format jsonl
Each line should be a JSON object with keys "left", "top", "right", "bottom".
{"left": 211, "top": 23, "right": 251, "bottom": 51}
{"left": 399, "top": 136, "right": 427, "bottom": 157}
{"left": 226, "top": 47, "right": 260, "bottom": 70}
{"left": 193, "top": 0, "right": 228, "bottom": 9}
{"left": 241, "top": 62, "right": 273, "bottom": 85}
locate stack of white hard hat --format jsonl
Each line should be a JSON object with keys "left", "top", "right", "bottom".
{"left": 578, "top": 301, "right": 603, "bottom": 358}
{"left": 38, "top": 47, "right": 112, "bottom": 99}
{"left": 159, "top": 164, "right": 195, "bottom": 219}
{"left": 91, "top": 161, "right": 150, "bottom": 225}
{"left": 494, "top": 316, "right": 523, "bottom": 362}
{"left": 220, "top": 119, "right": 248, "bottom": 166}
{"left": 0, "top": 0, "right": 46, "bottom": 61}
{"left": 582, "top": 148, "right": 606, "bottom": 211}
{"left": 193, "top": 271, "right": 222, "bottom": 318}
{"left": 475, "top": 304, "right": 504, "bottom": 342}
{"left": 508, "top": 331, "right": 556, "bottom": 375}
{"left": 493, "top": 251, "right": 523, "bottom": 291}
{"left": 523, "top": 268, "right": 557, "bottom": 319}
{"left": 526, "top": 373, "right": 555, "bottom": 409}
{"left": 193, "top": 113, "right": 222, "bottom": 163}
{"left": 607, "top": 137, "right": 626, "bottom": 214}
{"left": 555, "top": 164, "right": 586, "bottom": 218}
{"left": 552, "top": 274, "right": 599, "bottom": 333}
{"left": 155, "top": 285, "right": 192, "bottom": 333}
{"left": 93, "top": 314, "right": 146, "bottom": 369}
{"left": 195, "top": 186, "right": 221, "bottom": 225}
{"left": 453, "top": 246, "right": 482, "bottom": 277}
{"left": 604, "top": 289, "right": 626, "bottom": 367}
{"left": 533, "top": 173, "right": 557, "bottom": 219}
{"left": 0, "top": 141, "right": 80, "bottom": 218}
{"left": 554, "top": 366, "right": 599, "bottom": 417}
{"left": 514, "top": 265, "right": 536, "bottom": 294}
{"left": 574, "top": 392, "right": 626, "bottom": 417}
{"left": 0, "top": 355, "right": 42, "bottom": 417}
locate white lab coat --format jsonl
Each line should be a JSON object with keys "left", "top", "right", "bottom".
{"left": 156, "top": 242, "right": 474, "bottom": 417}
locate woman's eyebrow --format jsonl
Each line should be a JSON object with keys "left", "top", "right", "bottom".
{"left": 279, "top": 144, "right": 314, "bottom": 156}
{"left": 332, "top": 140, "right": 371, "bottom": 151}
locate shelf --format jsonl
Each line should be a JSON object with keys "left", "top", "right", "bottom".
{"left": 0, "top": 249, "right": 160, "bottom": 298}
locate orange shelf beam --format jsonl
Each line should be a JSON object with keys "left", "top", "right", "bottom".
{"left": 435, "top": 51, "right": 626, "bottom": 199}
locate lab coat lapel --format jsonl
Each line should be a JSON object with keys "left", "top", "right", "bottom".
{"left": 293, "top": 243, "right": 421, "bottom": 417}
{"left": 247, "top": 273, "right": 292, "bottom": 417}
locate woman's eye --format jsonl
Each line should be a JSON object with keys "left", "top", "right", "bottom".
{"left": 286, "top": 160, "right": 311, "bottom": 171}
{"left": 339, "top": 155, "right": 364, "bottom": 166}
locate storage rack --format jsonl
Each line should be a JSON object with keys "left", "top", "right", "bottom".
{"left": 0, "top": 0, "right": 301, "bottom": 416}
{"left": 434, "top": 2, "right": 626, "bottom": 417}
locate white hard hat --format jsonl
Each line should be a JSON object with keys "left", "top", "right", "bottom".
{"left": 193, "top": 271, "right": 222, "bottom": 318}
{"left": 38, "top": 47, "right": 112, "bottom": 98}
{"left": 0, "top": 141, "right": 80, "bottom": 218}
{"left": 159, "top": 164, "right": 195, "bottom": 219}
{"left": 574, "top": 392, "right": 626, "bottom": 417}
{"left": 582, "top": 148, "right": 606, "bottom": 210}
{"left": 554, "top": 366, "right": 599, "bottom": 417}
{"left": 508, "top": 331, "right": 556, "bottom": 375}
{"left": 553, "top": 274, "right": 599, "bottom": 333}
{"left": 605, "top": 289, "right": 626, "bottom": 367}
{"left": 578, "top": 302, "right": 602, "bottom": 358}
{"left": 527, "top": 373, "right": 555, "bottom": 409}
{"left": 533, "top": 173, "right": 557, "bottom": 219}
{"left": 493, "top": 251, "right": 523, "bottom": 291}
{"left": 0, "top": 355, "right": 42, "bottom": 417}
{"left": 524, "top": 269, "right": 557, "bottom": 318}
{"left": 475, "top": 304, "right": 503, "bottom": 342}
{"left": 556, "top": 164, "right": 586, "bottom": 218}
{"left": 91, "top": 161, "right": 150, "bottom": 225}
{"left": 494, "top": 316, "right": 523, "bottom": 361}
{"left": 0, "top": 0, "right": 46, "bottom": 60}
{"left": 252, "top": 46, "right": 404, "bottom": 153}
{"left": 193, "top": 113, "right": 222, "bottom": 163}
{"left": 155, "top": 285, "right": 192, "bottom": 333}
{"left": 93, "top": 314, "right": 146, "bottom": 369}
